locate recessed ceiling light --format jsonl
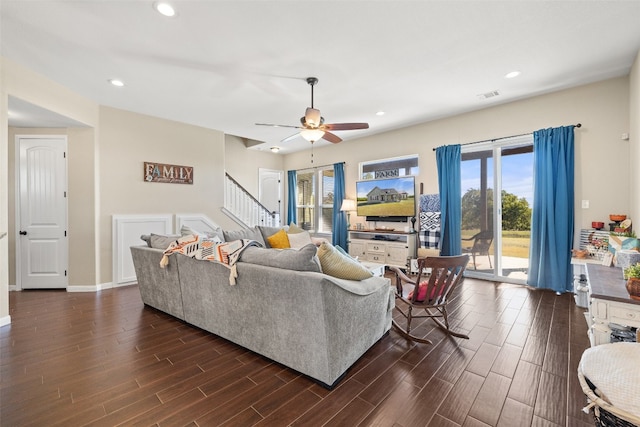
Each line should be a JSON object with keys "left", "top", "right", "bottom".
{"left": 108, "top": 79, "right": 125, "bottom": 87}
{"left": 505, "top": 71, "right": 521, "bottom": 79}
{"left": 376, "top": 111, "right": 385, "bottom": 116}
{"left": 154, "top": 2, "right": 176, "bottom": 17}
{"left": 270, "top": 146, "right": 280, "bottom": 153}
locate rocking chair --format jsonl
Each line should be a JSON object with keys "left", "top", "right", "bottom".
{"left": 388, "top": 255, "right": 470, "bottom": 344}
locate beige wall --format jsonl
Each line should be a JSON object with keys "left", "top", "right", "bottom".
{"left": 97, "top": 106, "right": 232, "bottom": 284}
{"left": 225, "top": 135, "right": 284, "bottom": 197}
{"left": 1, "top": 57, "right": 8, "bottom": 324}
{"left": 629, "top": 52, "right": 640, "bottom": 222}
{"left": 284, "top": 76, "right": 631, "bottom": 235}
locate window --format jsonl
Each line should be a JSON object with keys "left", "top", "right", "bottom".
{"left": 296, "top": 167, "right": 334, "bottom": 233}
{"left": 359, "top": 154, "right": 419, "bottom": 180}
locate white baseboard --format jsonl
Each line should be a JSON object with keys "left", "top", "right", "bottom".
{"left": 66, "top": 281, "right": 135, "bottom": 293}
{"left": 0, "top": 315, "right": 11, "bottom": 328}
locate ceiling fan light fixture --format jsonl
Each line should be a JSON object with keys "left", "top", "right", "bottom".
{"left": 305, "top": 107, "right": 322, "bottom": 127}
{"left": 300, "top": 128, "right": 325, "bottom": 142}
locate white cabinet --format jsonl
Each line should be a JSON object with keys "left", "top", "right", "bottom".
{"left": 348, "top": 230, "right": 417, "bottom": 269}
{"left": 585, "top": 264, "right": 640, "bottom": 346}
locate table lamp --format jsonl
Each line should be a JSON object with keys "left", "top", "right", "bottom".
{"left": 340, "top": 199, "right": 357, "bottom": 230}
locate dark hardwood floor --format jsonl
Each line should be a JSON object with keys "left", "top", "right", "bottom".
{"left": 1, "top": 275, "right": 594, "bottom": 426}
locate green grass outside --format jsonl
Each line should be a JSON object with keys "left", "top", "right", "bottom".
{"left": 462, "top": 229, "right": 530, "bottom": 258}
{"left": 356, "top": 198, "right": 415, "bottom": 217}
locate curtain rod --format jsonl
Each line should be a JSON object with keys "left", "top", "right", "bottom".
{"left": 432, "top": 123, "right": 582, "bottom": 151}
{"left": 292, "top": 161, "right": 345, "bottom": 172}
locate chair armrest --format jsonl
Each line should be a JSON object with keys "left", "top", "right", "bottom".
{"left": 387, "top": 266, "right": 416, "bottom": 296}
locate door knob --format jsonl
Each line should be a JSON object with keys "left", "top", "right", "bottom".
{"left": 19, "top": 230, "right": 27, "bottom": 235}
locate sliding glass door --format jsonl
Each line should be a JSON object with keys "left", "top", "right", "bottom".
{"left": 461, "top": 135, "right": 533, "bottom": 284}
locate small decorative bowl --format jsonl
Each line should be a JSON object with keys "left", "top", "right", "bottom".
{"left": 610, "top": 214, "right": 627, "bottom": 222}
{"left": 592, "top": 221, "right": 605, "bottom": 230}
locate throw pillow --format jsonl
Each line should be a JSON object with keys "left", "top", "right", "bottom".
{"left": 317, "top": 241, "right": 373, "bottom": 281}
{"left": 267, "top": 229, "right": 290, "bottom": 249}
{"left": 239, "top": 243, "right": 322, "bottom": 273}
{"left": 140, "top": 234, "right": 152, "bottom": 247}
{"left": 206, "top": 227, "right": 225, "bottom": 242}
{"left": 287, "top": 230, "right": 313, "bottom": 249}
{"left": 258, "top": 226, "right": 287, "bottom": 246}
{"left": 149, "top": 233, "right": 181, "bottom": 250}
{"left": 288, "top": 222, "right": 304, "bottom": 234}
{"left": 223, "top": 226, "right": 266, "bottom": 246}
{"left": 181, "top": 225, "right": 205, "bottom": 236}
{"left": 408, "top": 280, "right": 444, "bottom": 302}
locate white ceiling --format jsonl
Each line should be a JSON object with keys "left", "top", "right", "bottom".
{"left": 3, "top": 1, "right": 640, "bottom": 153}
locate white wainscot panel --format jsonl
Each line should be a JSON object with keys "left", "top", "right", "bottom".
{"left": 175, "top": 214, "right": 220, "bottom": 234}
{"left": 112, "top": 214, "right": 172, "bottom": 286}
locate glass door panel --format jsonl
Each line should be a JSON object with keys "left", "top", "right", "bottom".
{"left": 461, "top": 137, "right": 533, "bottom": 284}
{"left": 461, "top": 150, "right": 495, "bottom": 277}
{"left": 499, "top": 145, "right": 533, "bottom": 282}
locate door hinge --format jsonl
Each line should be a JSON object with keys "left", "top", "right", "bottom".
{"left": 65, "top": 230, "right": 67, "bottom": 237}
{"left": 64, "top": 191, "right": 67, "bottom": 198}
{"left": 64, "top": 152, "right": 66, "bottom": 158}
{"left": 65, "top": 270, "right": 67, "bottom": 277}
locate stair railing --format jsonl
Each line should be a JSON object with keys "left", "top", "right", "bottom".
{"left": 223, "top": 173, "right": 280, "bottom": 228}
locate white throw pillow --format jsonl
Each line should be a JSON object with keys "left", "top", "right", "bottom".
{"left": 287, "top": 230, "right": 313, "bottom": 249}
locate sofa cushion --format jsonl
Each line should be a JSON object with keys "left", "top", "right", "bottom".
{"left": 317, "top": 241, "right": 373, "bottom": 280}
{"left": 267, "top": 229, "right": 290, "bottom": 249}
{"left": 287, "top": 230, "right": 313, "bottom": 249}
{"left": 223, "top": 226, "right": 266, "bottom": 246}
{"left": 239, "top": 244, "right": 322, "bottom": 273}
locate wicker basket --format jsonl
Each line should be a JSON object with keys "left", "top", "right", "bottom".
{"left": 578, "top": 370, "right": 640, "bottom": 427}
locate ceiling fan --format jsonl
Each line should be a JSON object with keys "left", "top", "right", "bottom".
{"left": 256, "top": 77, "right": 369, "bottom": 144}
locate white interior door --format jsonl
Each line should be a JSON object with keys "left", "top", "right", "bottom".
{"left": 18, "top": 136, "right": 68, "bottom": 289}
{"left": 259, "top": 168, "right": 283, "bottom": 218}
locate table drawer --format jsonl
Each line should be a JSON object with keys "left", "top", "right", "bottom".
{"left": 366, "top": 242, "right": 386, "bottom": 253}
{"left": 611, "top": 305, "right": 640, "bottom": 327}
{"left": 366, "top": 253, "right": 386, "bottom": 263}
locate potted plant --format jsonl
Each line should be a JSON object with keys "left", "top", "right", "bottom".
{"left": 623, "top": 262, "right": 640, "bottom": 300}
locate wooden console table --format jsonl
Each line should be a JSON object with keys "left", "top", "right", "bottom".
{"left": 586, "top": 264, "right": 640, "bottom": 346}
{"left": 348, "top": 230, "right": 417, "bottom": 269}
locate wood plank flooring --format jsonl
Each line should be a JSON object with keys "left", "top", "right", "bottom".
{"left": 1, "top": 276, "right": 594, "bottom": 426}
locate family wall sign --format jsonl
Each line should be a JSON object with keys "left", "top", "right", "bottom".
{"left": 144, "top": 161, "right": 193, "bottom": 184}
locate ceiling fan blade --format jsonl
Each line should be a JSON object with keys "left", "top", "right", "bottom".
{"left": 280, "top": 133, "right": 300, "bottom": 143}
{"left": 322, "top": 132, "right": 342, "bottom": 144}
{"left": 323, "top": 122, "right": 369, "bottom": 131}
{"left": 255, "top": 123, "right": 302, "bottom": 130}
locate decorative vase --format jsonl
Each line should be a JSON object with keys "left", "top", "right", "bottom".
{"left": 626, "top": 277, "right": 640, "bottom": 301}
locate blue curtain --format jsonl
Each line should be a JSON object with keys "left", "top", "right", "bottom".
{"left": 528, "top": 126, "right": 575, "bottom": 293}
{"left": 436, "top": 144, "right": 462, "bottom": 255}
{"left": 286, "top": 170, "right": 297, "bottom": 225}
{"left": 332, "top": 163, "right": 348, "bottom": 250}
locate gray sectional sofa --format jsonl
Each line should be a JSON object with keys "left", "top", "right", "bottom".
{"left": 130, "top": 244, "right": 394, "bottom": 387}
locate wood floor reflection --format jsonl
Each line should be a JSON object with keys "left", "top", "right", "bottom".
{"left": 1, "top": 276, "right": 593, "bottom": 426}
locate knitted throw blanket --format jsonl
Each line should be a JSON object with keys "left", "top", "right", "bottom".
{"left": 159, "top": 234, "right": 261, "bottom": 285}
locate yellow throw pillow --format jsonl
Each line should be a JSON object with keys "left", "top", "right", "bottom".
{"left": 317, "top": 241, "right": 373, "bottom": 280}
{"left": 267, "top": 229, "right": 290, "bottom": 249}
